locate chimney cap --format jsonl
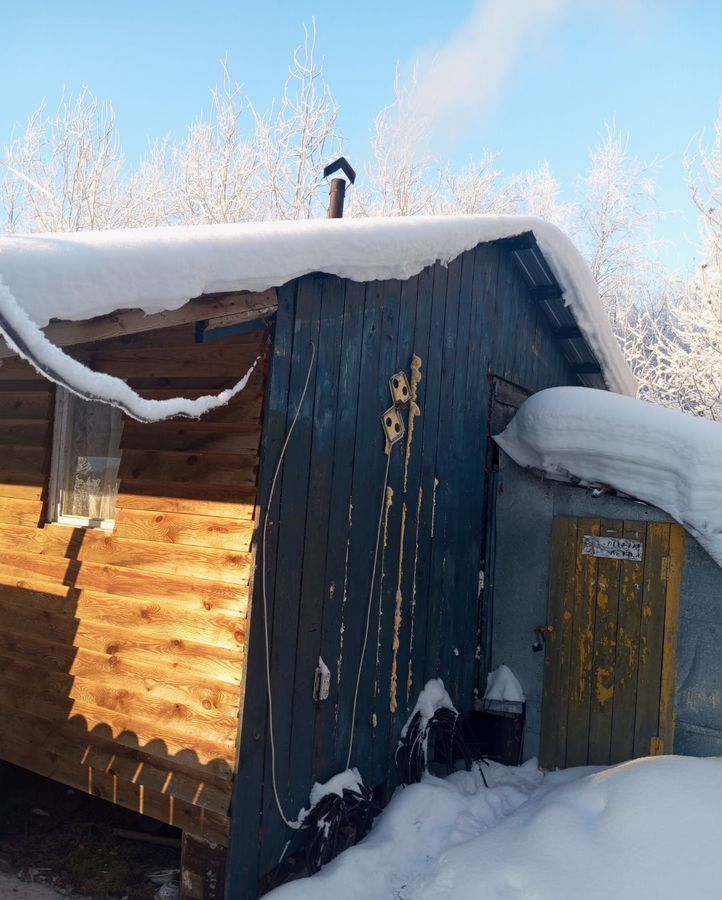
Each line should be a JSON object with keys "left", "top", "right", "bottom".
{"left": 323, "top": 157, "right": 356, "bottom": 184}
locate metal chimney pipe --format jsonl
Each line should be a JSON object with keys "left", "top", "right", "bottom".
{"left": 322, "top": 158, "right": 357, "bottom": 220}
{"left": 327, "top": 178, "right": 347, "bottom": 219}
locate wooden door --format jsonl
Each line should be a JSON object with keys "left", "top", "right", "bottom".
{"left": 540, "top": 517, "right": 686, "bottom": 769}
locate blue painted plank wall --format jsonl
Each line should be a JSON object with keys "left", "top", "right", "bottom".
{"left": 226, "top": 241, "right": 581, "bottom": 898}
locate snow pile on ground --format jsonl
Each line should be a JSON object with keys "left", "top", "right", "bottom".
{"left": 267, "top": 755, "right": 722, "bottom": 900}
{"left": 494, "top": 386, "right": 722, "bottom": 567}
{"left": 0, "top": 873, "right": 86, "bottom": 899}
{"left": 0, "top": 215, "right": 635, "bottom": 395}
{"left": 483, "top": 664, "right": 525, "bottom": 702}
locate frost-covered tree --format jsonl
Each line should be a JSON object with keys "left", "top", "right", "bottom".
{"left": 1, "top": 25, "right": 341, "bottom": 231}
{"left": 573, "top": 122, "right": 663, "bottom": 327}
{"left": 634, "top": 112, "right": 722, "bottom": 420}
{"left": 131, "top": 62, "right": 264, "bottom": 226}
{"left": 513, "top": 160, "right": 572, "bottom": 228}
{"left": 0, "top": 90, "right": 126, "bottom": 232}
{"left": 439, "top": 151, "right": 516, "bottom": 215}
{"left": 354, "top": 65, "right": 441, "bottom": 218}
{"left": 254, "top": 21, "right": 342, "bottom": 220}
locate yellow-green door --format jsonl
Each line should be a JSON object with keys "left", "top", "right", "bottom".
{"left": 540, "top": 518, "right": 685, "bottom": 770}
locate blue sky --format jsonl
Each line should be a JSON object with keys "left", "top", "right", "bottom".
{"left": 2, "top": 1, "right": 720, "bottom": 271}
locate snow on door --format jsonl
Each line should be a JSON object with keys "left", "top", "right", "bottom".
{"left": 540, "top": 517, "right": 686, "bottom": 769}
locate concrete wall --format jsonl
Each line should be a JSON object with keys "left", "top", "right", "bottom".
{"left": 487, "top": 454, "right": 722, "bottom": 762}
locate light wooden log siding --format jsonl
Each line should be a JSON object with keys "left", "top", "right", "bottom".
{"left": 0, "top": 321, "right": 268, "bottom": 845}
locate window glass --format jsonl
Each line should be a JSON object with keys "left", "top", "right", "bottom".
{"left": 51, "top": 390, "right": 123, "bottom": 527}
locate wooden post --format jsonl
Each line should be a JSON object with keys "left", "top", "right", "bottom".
{"left": 180, "top": 833, "right": 227, "bottom": 900}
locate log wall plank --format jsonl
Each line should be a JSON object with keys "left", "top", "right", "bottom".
{"left": 0, "top": 318, "right": 267, "bottom": 846}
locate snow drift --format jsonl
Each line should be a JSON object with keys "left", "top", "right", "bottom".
{"left": 0, "top": 215, "right": 635, "bottom": 396}
{"left": 494, "top": 386, "right": 722, "bottom": 567}
{"left": 267, "top": 756, "right": 722, "bottom": 900}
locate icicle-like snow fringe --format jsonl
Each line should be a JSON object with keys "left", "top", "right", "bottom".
{"left": 0, "top": 278, "right": 257, "bottom": 422}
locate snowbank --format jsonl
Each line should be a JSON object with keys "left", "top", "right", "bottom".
{"left": 483, "top": 664, "right": 526, "bottom": 702}
{"left": 0, "top": 215, "right": 635, "bottom": 395}
{"left": 494, "top": 387, "right": 722, "bottom": 567}
{"left": 0, "top": 875, "right": 86, "bottom": 900}
{"left": 267, "top": 756, "right": 722, "bottom": 900}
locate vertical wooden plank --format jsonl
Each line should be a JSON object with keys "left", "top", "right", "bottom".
{"left": 508, "top": 263, "right": 530, "bottom": 387}
{"left": 367, "top": 277, "right": 403, "bottom": 785}
{"left": 587, "top": 519, "right": 623, "bottom": 765}
{"left": 403, "top": 264, "right": 447, "bottom": 710}
{"left": 565, "top": 518, "right": 599, "bottom": 767}
{"left": 333, "top": 280, "right": 387, "bottom": 774}
{"left": 226, "top": 288, "right": 296, "bottom": 898}
{"left": 415, "top": 262, "right": 449, "bottom": 685}
{"left": 395, "top": 266, "right": 434, "bottom": 736}
{"left": 540, "top": 516, "right": 578, "bottom": 770}
{"left": 658, "top": 524, "right": 686, "bottom": 753}
{"left": 633, "top": 522, "right": 670, "bottom": 757}
{"left": 609, "top": 521, "right": 645, "bottom": 764}
{"left": 467, "top": 244, "right": 500, "bottom": 691}
{"left": 491, "top": 248, "right": 512, "bottom": 381}
{"left": 259, "top": 277, "right": 321, "bottom": 862}
{"left": 285, "top": 276, "right": 346, "bottom": 811}
{"left": 440, "top": 249, "right": 478, "bottom": 704}
{"left": 312, "top": 281, "right": 366, "bottom": 784}
{"left": 424, "top": 255, "right": 464, "bottom": 693}
{"left": 181, "top": 833, "right": 226, "bottom": 900}
{"left": 379, "top": 275, "right": 421, "bottom": 785}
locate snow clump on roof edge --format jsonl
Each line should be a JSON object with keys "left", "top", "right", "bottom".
{"left": 494, "top": 386, "right": 722, "bottom": 567}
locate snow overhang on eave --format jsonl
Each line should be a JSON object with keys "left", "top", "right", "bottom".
{"left": 0, "top": 216, "right": 636, "bottom": 420}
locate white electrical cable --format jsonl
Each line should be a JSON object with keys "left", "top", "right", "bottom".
{"left": 262, "top": 341, "right": 316, "bottom": 830}
{"left": 262, "top": 340, "right": 397, "bottom": 826}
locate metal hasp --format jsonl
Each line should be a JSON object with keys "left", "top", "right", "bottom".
{"left": 323, "top": 157, "right": 357, "bottom": 219}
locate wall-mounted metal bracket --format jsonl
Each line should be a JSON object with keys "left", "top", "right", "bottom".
{"left": 389, "top": 371, "right": 411, "bottom": 408}
{"left": 381, "top": 405, "right": 405, "bottom": 454}
{"left": 313, "top": 657, "right": 331, "bottom": 701}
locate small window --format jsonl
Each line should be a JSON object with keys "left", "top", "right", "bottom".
{"left": 48, "top": 389, "right": 124, "bottom": 530}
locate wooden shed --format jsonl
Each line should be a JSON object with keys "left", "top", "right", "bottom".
{"left": 0, "top": 216, "right": 634, "bottom": 898}
{"left": 486, "top": 387, "right": 722, "bottom": 770}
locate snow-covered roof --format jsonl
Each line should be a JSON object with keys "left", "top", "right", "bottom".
{"left": 0, "top": 215, "right": 636, "bottom": 397}
{"left": 494, "top": 387, "right": 722, "bottom": 567}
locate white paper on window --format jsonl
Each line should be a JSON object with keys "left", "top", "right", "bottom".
{"left": 56, "top": 390, "right": 123, "bottom": 524}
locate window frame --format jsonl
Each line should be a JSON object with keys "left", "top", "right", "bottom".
{"left": 48, "top": 388, "right": 122, "bottom": 532}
